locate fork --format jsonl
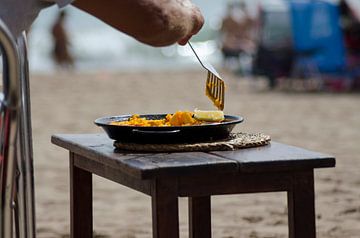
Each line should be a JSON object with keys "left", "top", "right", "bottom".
{"left": 188, "top": 42, "right": 225, "bottom": 110}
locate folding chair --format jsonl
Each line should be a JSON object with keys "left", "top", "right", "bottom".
{"left": 0, "top": 19, "right": 36, "bottom": 238}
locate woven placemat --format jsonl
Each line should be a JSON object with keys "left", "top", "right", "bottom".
{"left": 114, "top": 132, "right": 271, "bottom": 152}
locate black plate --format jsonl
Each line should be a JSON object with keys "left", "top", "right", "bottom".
{"left": 95, "top": 114, "right": 244, "bottom": 144}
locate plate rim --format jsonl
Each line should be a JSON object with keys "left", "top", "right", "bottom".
{"left": 94, "top": 113, "right": 244, "bottom": 129}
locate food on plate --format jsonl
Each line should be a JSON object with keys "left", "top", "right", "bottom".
{"left": 193, "top": 109, "right": 224, "bottom": 122}
{"left": 110, "top": 110, "right": 225, "bottom": 127}
{"left": 166, "top": 111, "right": 200, "bottom": 126}
{"left": 111, "top": 114, "right": 168, "bottom": 127}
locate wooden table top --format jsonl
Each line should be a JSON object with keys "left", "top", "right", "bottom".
{"left": 51, "top": 134, "right": 335, "bottom": 179}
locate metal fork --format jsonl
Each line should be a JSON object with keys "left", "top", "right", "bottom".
{"left": 188, "top": 42, "right": 225, "bottom": 110}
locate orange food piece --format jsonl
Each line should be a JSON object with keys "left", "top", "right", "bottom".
{"left": 169, "top": 111, "right": 199, "bottom": 126}
{"left": 110, "top": 111, "right": 202, "bottom": 127}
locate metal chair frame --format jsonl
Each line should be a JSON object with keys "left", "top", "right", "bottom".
{"left": 0, "top": 19, "right": 36, "bottom": 238}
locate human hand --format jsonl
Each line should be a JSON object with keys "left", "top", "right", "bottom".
{"left": 73, "top": 0, "right": 205, "bottom": 47}
{"left": 176, "top": 0, "right": 204, "bottom": 45}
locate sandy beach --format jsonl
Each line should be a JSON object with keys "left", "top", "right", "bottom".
{"left": 29, "top": 70, "right": 360, "bottom": 238}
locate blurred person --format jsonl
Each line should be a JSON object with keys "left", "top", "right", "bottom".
{"left": 51, "top": 11, "right": 74, "bottom": 69}
{"left": 340, "top": 0, "right": 360, "bottom": 90}
{"left": 340, "top": 0, "right": 360, "bottom": 54}
{"left": 252, "top": 5, "right": 293, "bottom": 89}
{"left": 219, "top": 2, "right": 257, "bottom": 74}
{"left": 0, "top": 0, "right": 204, "bottom": 47}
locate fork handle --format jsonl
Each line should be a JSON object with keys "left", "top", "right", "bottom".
{"left": 188, "top": 42, "right": 221, "bottom": 78}
{"left": 188, "top": 41, "right": 207, "bottom": 69}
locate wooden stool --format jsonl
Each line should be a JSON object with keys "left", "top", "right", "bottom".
{"left": 52, "top": 134, "right": 335, "bottom": 238}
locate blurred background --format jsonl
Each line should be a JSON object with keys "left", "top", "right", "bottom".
{"left": 28, "top": 0, "right": 360, "bottom": 92}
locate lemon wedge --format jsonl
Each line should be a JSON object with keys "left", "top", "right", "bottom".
{"left": 193, "top": 109, "right": 224, "bottom": 122}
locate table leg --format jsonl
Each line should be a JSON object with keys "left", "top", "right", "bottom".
{"left": 151, "top": 179, "right": 179, "bottom": 238}
{"left": 70, "top": 153, "right": 93, "bottom": 238}
{"left": 287, "top": 170, "right": 316, "bottom": 238}
{"left": 189, "top": 196, "right": 211, "bottom": 238}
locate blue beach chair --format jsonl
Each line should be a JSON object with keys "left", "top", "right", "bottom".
{"left": 289, "top": 0, "right": 349, "bottom": 89}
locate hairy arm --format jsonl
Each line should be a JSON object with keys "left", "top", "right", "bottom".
{"left": 72, "top": 0, "right": 204, "bottom": 46}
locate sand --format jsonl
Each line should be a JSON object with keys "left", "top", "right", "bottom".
{"left": 27, "top": 70, "right": 359, "bottom": 238}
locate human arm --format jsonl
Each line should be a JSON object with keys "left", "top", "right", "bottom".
{"left": 72, "top": 0, "right": 204, "bottom": 47}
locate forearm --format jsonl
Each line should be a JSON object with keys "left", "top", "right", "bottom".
{"left": 73, "top": 0, "right": 204, "bottom": 46}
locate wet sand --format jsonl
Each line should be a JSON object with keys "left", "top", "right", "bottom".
{"left": 30, "top": 70, "right": 360, "bottom": 238}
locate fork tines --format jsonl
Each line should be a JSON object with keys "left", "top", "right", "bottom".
{"left": 187, "top": 42, "right": 225, "bottom": 110}
{"left": 206, "top": 71, "right": 225, "bottom": 111}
